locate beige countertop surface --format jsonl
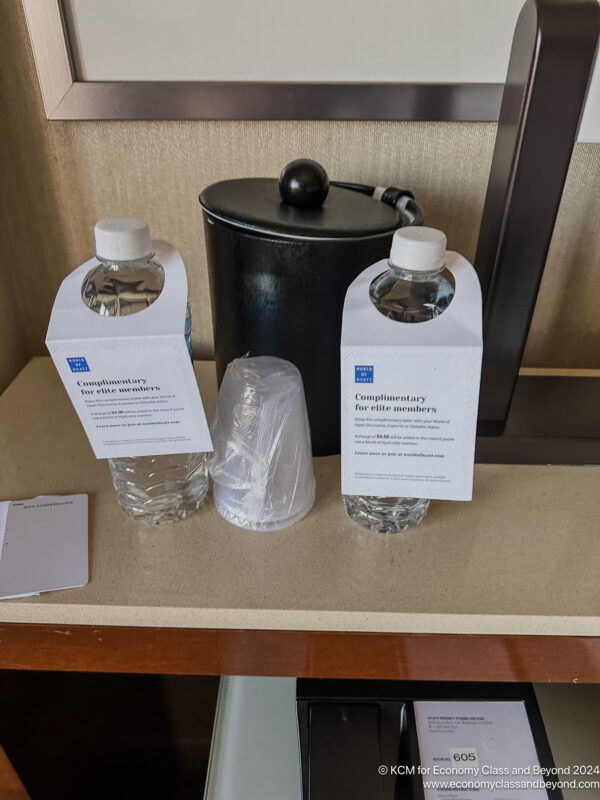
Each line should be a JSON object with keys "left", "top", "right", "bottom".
{"left": 0, "top": 357, "right": 598, "bottom": 635}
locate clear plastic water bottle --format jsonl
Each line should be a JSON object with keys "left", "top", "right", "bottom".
{"left": 343, "top": 226, "right": 454, "bottom": 534}
{"left": 81, "top": 217, "right": 208, "bottom": 524}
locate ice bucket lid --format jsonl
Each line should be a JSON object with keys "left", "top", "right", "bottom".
{"left": 199, "top": 161, "right": 403, "bottom": 240}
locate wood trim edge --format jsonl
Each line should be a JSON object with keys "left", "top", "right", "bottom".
{"left": 21, "top": 0, "right": 73, "bottom": 118}
{"left": 1, "top": 624, "right": 598, "bottom": 683}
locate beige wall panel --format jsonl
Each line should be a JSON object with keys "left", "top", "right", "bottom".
{"left": 523, "top": 143, "right": 600, "bottom": 367}
{"left": 0, "top": 1, "right": 35, "bottom": 391}
{"left": 0, "top": 282, "right": 27, "bottom": 394}
{"left": 1, "top": 0, "right": 68, "bottom": 387}
{"left": 2, "top": 1, "right": 599, "bottom": 371}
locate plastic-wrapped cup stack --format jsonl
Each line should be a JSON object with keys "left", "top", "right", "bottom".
{"left": 209, "top": 356, "right": 315, "bottom": 530}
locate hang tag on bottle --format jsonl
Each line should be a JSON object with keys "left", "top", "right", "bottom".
{"left": 341, "top": 252, "right": 482, "bottom": 502}
{"left": 46, "top": 241, "right": 213, "bottom": 459}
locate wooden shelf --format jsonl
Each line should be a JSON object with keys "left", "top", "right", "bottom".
{"left": 0, "top": 358, "right": 599, "bottom": 681}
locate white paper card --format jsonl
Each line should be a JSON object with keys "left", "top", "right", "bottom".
{"left": 0, "top": 495, "right": 88, "bottom": 599}
{"left": 341, "top": 252, "right": 482, "bottom": 501}
{"left": 46, "top": 241, "right": 213, "bottom": 459}
{"left": 415, "top": 700, "right": 548, "bottom": 800}
{"left": 0, "top": 501, "right": 9, "bottom": 557}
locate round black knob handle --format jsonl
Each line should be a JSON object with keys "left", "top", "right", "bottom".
{"left": 279, "top": 159, "right": 329, "bottom": 209}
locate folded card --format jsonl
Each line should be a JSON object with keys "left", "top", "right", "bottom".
{"left": 0, "top": 494, "right": 88, "bottom": 599}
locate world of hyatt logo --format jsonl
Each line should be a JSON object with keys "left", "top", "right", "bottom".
{"left": 67, "top": 357, "right": 90, "bottom": 373}
{"left": 355, "top": 365, "right": 373, "bottom": 383}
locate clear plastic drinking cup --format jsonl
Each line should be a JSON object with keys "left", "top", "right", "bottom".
{"left": 209, "top": 356, "right": 316, "bottom": 530}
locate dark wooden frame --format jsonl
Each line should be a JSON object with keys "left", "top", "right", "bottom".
{"left": 475, "top": 373, "right": 599, "bottom": 464}
{"left": 475, "top": 0, "right": 599, "bottom": 435}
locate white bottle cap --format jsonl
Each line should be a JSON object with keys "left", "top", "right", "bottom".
{"left": 390, "top": 226, "right": 447, "bottom": 271}
{"left": 94, "top": 217, "right": 153, "bottom": 261}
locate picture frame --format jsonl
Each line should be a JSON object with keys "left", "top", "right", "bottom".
{"left": 22, "top": 0, "right": 504, "bottom": 121}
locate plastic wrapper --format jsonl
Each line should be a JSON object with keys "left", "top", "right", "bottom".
{"left": 209, "top": 356, "right": 315, "bottom": 530}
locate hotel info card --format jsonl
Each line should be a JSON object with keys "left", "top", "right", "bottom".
{"left": 415, "top": 700, "right": 548, "bottom": 800}
{"left": 0, "top": 494, "right": 88, "bottom": 599}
